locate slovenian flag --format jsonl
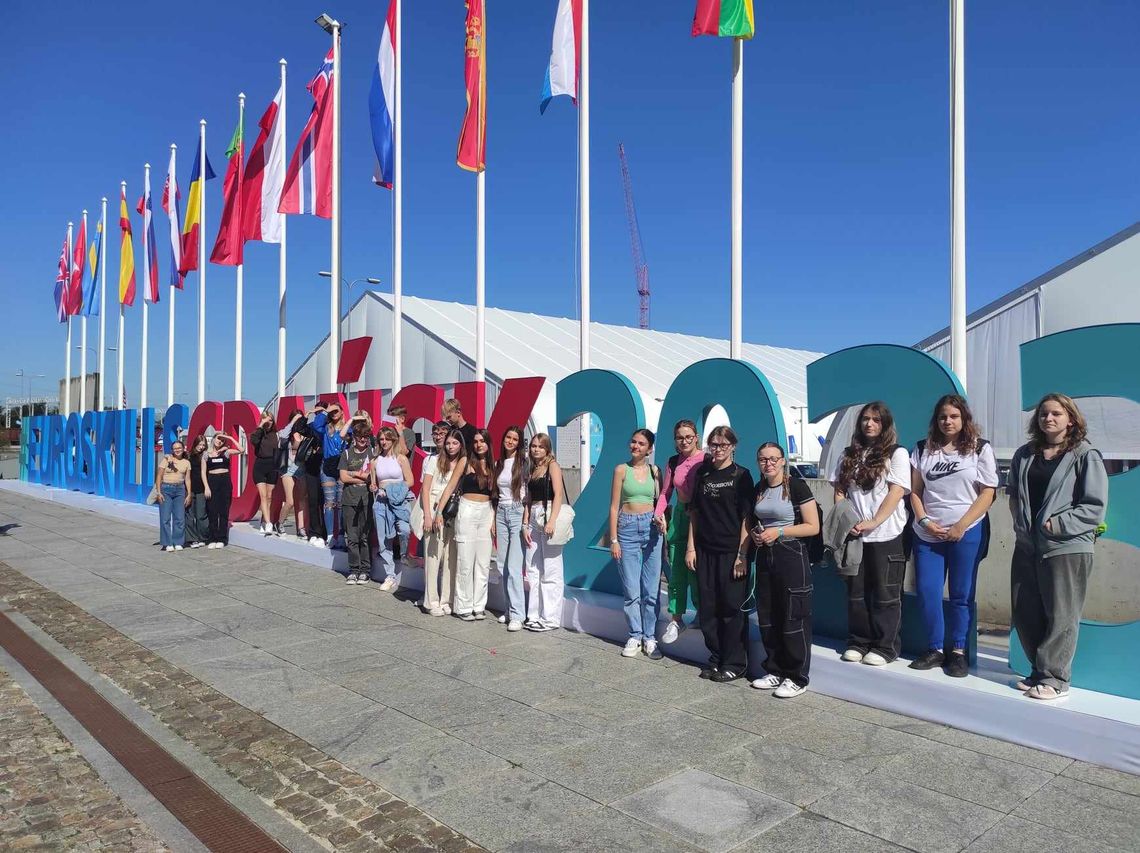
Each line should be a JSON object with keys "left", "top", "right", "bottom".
{"left": 692, "top": 0, "right": 755, "bottom": 39}
{"left": 370, "top": 0, "right": 396, "bottom": 188}
{"left": 162, "top": 147, "right": 184, "bottom": 288}
{"left": 540, "top": 0, "right": 581, "bottom": 114}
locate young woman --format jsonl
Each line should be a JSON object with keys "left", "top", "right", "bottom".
{"left": 154, "top": 440, "right": 192, "bottom": 552}
{"left": 493, "top": 426, "right": 529, "bottom": 631}
{"left": 337, "top": 422, "right": 376, "bottom": 585}
{"left": 423, "top": 423, "right": 461, "bottom": 615}
{"left": 438, "top": 429, "right": 496, "bottom": 621}
{"left": 371, "top": 425, "right": 415, "bottom": 591}
{"left": 185, "top": 435, "right": 210, "bottom": 548}
{"left": 279, "top": 410, "right": 308, "bottom": 540}
{"left": 686, "top": 426, "right": 754, "bottom": 682}
{"left": 249, "top": 410, "right": 281, "bottom": 535}
{"left": 609, "top": 429, "right": 664, "bottom": 659}
{"left": 909, "top": 395, "right": 998, "bottom": 678}
{"left": 297, "top": 407, "right": 327, "bottom": 547}
{"left": 311, "top": 403, "right": 352, "bottom": 549}
{"left": 654, "top": 420, "right": 706, "bottom": 644}
{"left": 522, "top": 434, "right": 565, "bottom": 632}
{"left": 831, "top": 402, "right": 911, "bottom": 666}
{"left": 1008, "top": 394, "right": 1108, "bottom": 701}
{"left": 749, "top": 442, "right": 820, "bottom": 698}
{"left": 203, "top": 432, "right": 243, "bottom": 549}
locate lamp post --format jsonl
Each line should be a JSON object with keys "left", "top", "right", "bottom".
{"left": 15, "top": 370, "right": 46, "bottom": 422}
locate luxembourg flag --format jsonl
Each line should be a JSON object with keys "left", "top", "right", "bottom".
{"left": 369, "top": 0, "right": 396, "bottom": 188}
{"left": 540, "top": 0, "right": 582, "bottom": 113}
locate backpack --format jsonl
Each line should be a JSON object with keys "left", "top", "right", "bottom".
{"left": 797, "top": 498, "right": 826, "bottom": 564}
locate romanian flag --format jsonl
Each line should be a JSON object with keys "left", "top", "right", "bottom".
{"left": 210, "top": 116, "right": 244, "bottom": 266}
{"left": 180, "top": 143, "right": 216, "bottom": 274}
{"left": 457, "top": 0, "right": 486, "bottom": 172}
{"left": 692, "top": 0, "right": 755, "bottom": 39}
{"left": 119, "top": 186, "right": 136, "bottom": 307}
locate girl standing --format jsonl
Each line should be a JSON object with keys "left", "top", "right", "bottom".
{"left": 494, "top": 426, "right": 529, "bottom": 631}
{"left": 311, "top": 403, "right": 352, "bottom": 548}
{"left": 654, "top": 420, "right": 707, "bottom": 644}
{"left": 185, "top": 435, "right": 210, "bottom": 548}
{"left": 249, "top": 410, "right": 281, "bottom": 535}
{"left": 423, "top": 423, "right": 462, "bottom": 615}
{"left": 155, "top": 440, "right": 192, "bottom": 552}
{"left": 279, "top": 410, "right": 308, "bottom": 540}
{"left": 438, "top": 429, "right": 496, "bottom": 621}
{"left": 522, "top": 434, "right": 565, "bottom": 632}
{"left": 203, "top": 432, "right": 243, "bottom": 549}
{"left": 371, "top": 426, "right": 414, "bottom": 591}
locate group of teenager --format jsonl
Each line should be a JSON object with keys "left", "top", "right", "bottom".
{"left": 154, "top": 389, "right": 1107, "bottom": 701}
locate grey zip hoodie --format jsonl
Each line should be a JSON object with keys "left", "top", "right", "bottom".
{"left": 1008, "top": 439, "right": 1108, "bottom": 558}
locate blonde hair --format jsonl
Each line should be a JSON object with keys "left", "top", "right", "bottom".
{"left": 528, "top": 432, "right": 555, "bottom": 464}
{"left": 377, "top": 425, "right": 400, "bottom": 456}
{"left": 1028, "top": 393, "right": 1088, "bottom": 453}
{"left": 441, "top": 398, "right": 461, "bottom": 416}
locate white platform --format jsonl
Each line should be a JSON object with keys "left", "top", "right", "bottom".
{"left": 3, "top": 479, "right": 1138, "bottom": 776}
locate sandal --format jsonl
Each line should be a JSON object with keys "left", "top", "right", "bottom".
{"left": 1026, "top": 684, "right": 1066, "bottom": 701}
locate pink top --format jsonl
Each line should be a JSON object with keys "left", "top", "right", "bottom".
{"left": 654, "top": 452, "right": 707, "bottom": 516}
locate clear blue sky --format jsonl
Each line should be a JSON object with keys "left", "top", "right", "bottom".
{"left": 2, "top": 0, "right": 1137, "bottom": 407}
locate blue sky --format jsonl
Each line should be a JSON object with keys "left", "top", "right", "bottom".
{"left": 2, "top": 0, "right": 1137, "bottom": 407}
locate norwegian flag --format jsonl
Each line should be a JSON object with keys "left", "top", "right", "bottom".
{"left": 53, "top": 236, "right": 70, "bottom": 323}
{"left": 279, "top": 50, "right": 334, "bottom": 218}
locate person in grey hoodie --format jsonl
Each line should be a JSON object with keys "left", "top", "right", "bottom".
{"left": 1008, "top": 393, "right": 1108, "bottom": 701}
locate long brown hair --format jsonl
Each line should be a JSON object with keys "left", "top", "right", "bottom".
{"left": 493, "top": 426, "right": 527, "bottom": 502}
{"left": 469, "top": 428, "right": 495, "bottom": 490}
{"left": 837, "top": 401, "right": 898, "bottom": 491}
{"left": 377, "top": 425, "right": 400, "bottom": 457}
{"left": 927, "top": 394, "right": 981, "bottom": 455}
{"left": 437, "top": 428, "right": 467, "bottom": 477}
{"left": 1028, "top": 393, "right": 1088, "bottom": 453}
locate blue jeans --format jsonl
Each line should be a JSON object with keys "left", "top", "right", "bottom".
{"left": 913, "top": 523, "right": 984, "bottom": 651}
{"left": 617, "top": 511, "right": 662, "bottom": 641}
{"left": 496, "top": 502, "right": 526, "bottom": 622}
{"left": 372, "top": 499, "right": 410, "bottom": 582}
{"left": 321, "top": 477, "right": 342, "bottom": 540}
{"left": 158, "top": 483, "right": 186, "bottom": 548}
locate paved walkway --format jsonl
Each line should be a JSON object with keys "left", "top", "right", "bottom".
{"left": 0, "top": 490, "right": 1138, "bottom": 852}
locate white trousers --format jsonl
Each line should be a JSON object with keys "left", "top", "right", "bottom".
{"left": 454, "top": 498, "right": 493, "bottom": 616}
{"left": 525, "top": 507, "right": 565, "bottom": 628}
{"left": 423, "top": 524, "right": 456, "bottom": 611}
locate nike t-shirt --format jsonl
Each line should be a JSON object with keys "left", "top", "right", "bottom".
{"left": 911, "top": 441, "right": 998, "bottom": 542}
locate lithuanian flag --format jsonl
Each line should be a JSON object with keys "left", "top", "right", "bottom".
{"left": 692, "top": 0, "right": 755, "bottom": 39}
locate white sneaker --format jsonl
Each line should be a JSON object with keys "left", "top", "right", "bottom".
{"left": 507, "top": 620, "right": 523, "bottom": 632}
{"left": 661, "top": 621, "right": 684, "bottom": 645}
{"left": 841, "top": 648, "right": 864, "bottom": 662}
{"left": 378, "top": 577, "right": 397, "bottom": 592}
{"left": 429, "top": 606, "right": 445, "bottom": 617}
{"left": 357, "top": 574, "right": 370, "bottom": 586}
{"left": 862, "top": 651, "right": 889, "bottom": 667}
{"left": 621, "top": 638, "right": 641, "bottom": 658}
{"left": 774, "top": 678, "right": 807, "bottom": 699}
{"left": 346, "top": 573, "right": 358, "bottom": 585}
{"left": 163, "top": 546, "right": 174, "bottom": 552}
{"left": 309, "top": 537, "right": 325, "bottom": 548}
{"left": 497, "top": 614, "right": 508, "bottom": 624}
{"left": 643, "top": 640, "right": 663, "bottom": 660}
{"left": 751, "top": 674, "right": 781, "bottom": 690}
{"left": 174, "top": 545, "right": 184, "bottom": 551}
{"left": 190, "top": 542, "right": 204, "bottom": 549}
{"left": 261, "top": 522, "right": 272, "bottom": 535}
{"left": 442, "top": 604, "right": 452, "bottom": 615}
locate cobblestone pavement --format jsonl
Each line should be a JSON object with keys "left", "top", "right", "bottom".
{"left": 0, "top": 668, "right": 169, "bottom": 852}
{"left": 1, "top": 489, "right": 1138, "bottom": 853}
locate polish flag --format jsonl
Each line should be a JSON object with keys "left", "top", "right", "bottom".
{"left": 242, "top": 83, "right": 286, "bottom": 243}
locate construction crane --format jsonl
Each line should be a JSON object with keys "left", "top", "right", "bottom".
{"left": 617, "top": 143, "right": 651, "bottom": 329}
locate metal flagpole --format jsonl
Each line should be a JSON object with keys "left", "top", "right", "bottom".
{"left": 474, "top": 0, "right": 487, "bottom": 385}
{"left": 141, "top": 163, "right": 150, "bottom": 412}
{"left": 80, "top": 209, "right": 88, "bottom": 412}
{"left": 730, "top": 37, "right": 743, "bottom": 360}
{"left": 197, "top": 120, "right": 207, "bottom": 404}
{"left": 392, "top": 0, "right": 403, "bottom": 395}
{"left": 168, "top": 145, "right": 177, "bottom": 408}
{"left": 235, "top": 93, "right": 246, "bottom": 401}
{"left": 98, "top": 197, "right": 107, "bottom": 411}
{"left": 950, "top": 0, "right": 967, "bottom": 388}
{"left": 117, "top": 182, "right": 126, "bottom": 411}
{"left": 65, "top": 221, "right": 73, "bottom": 417}
{"left": 578, "top": 0, "right": 591, "bottom": 485}
{"left": 278, "top": 59, "right": 288, "bottom": 399}
{"left": 329, "top": 20, "right": 343, "bottom": 393}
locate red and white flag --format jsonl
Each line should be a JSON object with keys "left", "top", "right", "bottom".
{"left": 457, "top": 0, "right": 486, "bottom": 172}
{"left": 68, "top": 217, "right": 87, "bottom": 315}
{"left": 54, "top": 236, "right": 70, "bottom": 323}
{"left": 279, "top": 51, "right": 333, "bottom": 218}
{"left": 243, "top": 83, "right": 286, "bottom": 243}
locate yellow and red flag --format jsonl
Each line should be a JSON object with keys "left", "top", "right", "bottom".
{"left": 118, "top": 186, "right": 136, "bottom": 307}
{"left": 457, "top": 0, "right": 486, "bottom": 172}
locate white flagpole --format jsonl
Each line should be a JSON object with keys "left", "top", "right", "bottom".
{"left": 730, "top": 36, "right": 743, "bottom": 360}
{"left": 474, "top": 0, "right": 487, "bottom": 385}
{"left": 80, "top": 209, "right": 88, "bottom": 412}
{"left": 98, "top": 197, "right": 107, "bottom": 411}
{"left": 330, "top": 21, "right": 343, "bottom": 393}
{"left": 950, "top": 0, "right": 967, "bottom": 389}
{"left": 392, "top": 0, "right": 403, "bottom": 395}
{"left": 579, "top": 0, "right": 591, "bottom": 485}
{"left": 235, "top": 92, "right": 246, "bottom": 401}
{"left": 141, "top": 163, "right": 150, "bottom": 412}
{"left": 117, "top": 182, "right": 126, "bottom": 411}
{"left": 168, "top": 145, "right": 177, "bottom": 409}
{"left": 65, "top": 221, "right": 73, "bottom": 417}
{"left": 278, "top": 59, "right": 288, "bottom": 399}
{"left": 197, "top": 119, "right": 207, "bottom": 404}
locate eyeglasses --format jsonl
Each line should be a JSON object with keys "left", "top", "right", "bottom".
{"left": 759, "top": 457, "right": 783, "bottom": 466}
{"left": 676, "top": 435, "right": 697, "bottom": 443}
{"left": 708, "top": 441, "right": 731, "bottom": 449}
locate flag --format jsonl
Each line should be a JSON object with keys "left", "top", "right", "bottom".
{"left": 692, "top": 0, "right": 755, "bottom": 39}
{"left": 180, "top": 143, "right": 216, "bottom": 274}
{"left": 54, "top": 236, "right": 69, "bottom": 323}
{"left": 68, "top": 217, "right": 86, "bottom": 315}
{"left": 137, "top": 171, "right": 160, "bottom": 303}
{"left": 210, "top": 116, "right": 244, "bottom": 265}
{"left": 370, "top": 1, "right": 397, "bottom": 188}
{"left": 162, "top": 148, "right": 184, "bottom": 288}
{"left": 540, "top": 0, "right": 581, "bottom": 113}
{"left": 457, "top": 0, "right": 486, "bottom": 172}
{"left": 82, "top": 219, "right": 103, "bottom": 316}
{"left": 280, "top": 50, "right": 334, "bottom": 217}
{"left": 119, "top": 186, "right": 136, "bottom": 307}
{"left": 242, "top": 83, "right": 285, "bottom": 243}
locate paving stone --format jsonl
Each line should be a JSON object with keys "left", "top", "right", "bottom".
{"left": 963, "top": 814, "right": 1120, "bottom": 853}
{"left": 687, "top": 685, "right": 819, "bottom": 738}
{"left": 921, "top": 724, "right": 1074, "bottom": 773}
{"left": 1010, "top": 775, "right": 1140, "bottom": 850}
{"left": 772, "top": 708, "right": 930, "bottom": 770}
{"left": 1061, "top": 760, "right": 1140, "bottom": 797}
{"left": 522, "top": 734, "right": 688, "bottom": 804}
{"left": 534, "top": 682, "right": 661, "bottom": 727}
{"left": 738, "top": 812, "right": 910, "bottom": 853}
{"left": 448, "top": 705, "right": 595, "bottom": 766}
{"left": 354, "top": 734, "right": 511, "bottom": 805}
{"left": 500, "top": 806, "right": 702, "bottom": 853}
{"left": 610, "top": 707, "right": 761, "bottom": 766}
{"left": 310, "top": 706, "right": 438, "bottom": 763}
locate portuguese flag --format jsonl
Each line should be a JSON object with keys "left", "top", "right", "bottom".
{"left": 692, "top": 0, "right": 755, "bottom": 39}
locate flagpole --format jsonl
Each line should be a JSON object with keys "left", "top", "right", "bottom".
{"left": 278, "top": 59, "right": 288, "bottom": 400}
{"left": 392, "top": 0, "right": 403, "bottom": 395}
{"left": 65, "top": 221, "right": 73, "bottom": 418}
{"left": 950, "top": 0, "right": 967, "bottom": 389}
{"left": 197, "top": 119, "right": 207, "bottom": 405}
{"left": 330, "top": 20, "right": 343, "bottom": 393}
{"left": 141, "top": 163, "right": 151, "bottom": 412}
{"left": 474, "top": 0, "right": 486, "bottom": 385}
{"left": 168, "top": 145, "right": 177, "bottom": 409}
{"left": 579, "top": 0, "right": 591, "bottom": 485}
{"left": 235, "top": 93, "right": 246, "bottom": 401}
{"left": 730, "top": 36, "right": 743, "bottom": 360}
{"left": 99, "top": 197, "right": 107, "bottom": 411}
{"left": 80, "top": 209, "right": 88, "bottom": 412}
{"left": 117, "top": 182, "right": 126, "bottom": 412}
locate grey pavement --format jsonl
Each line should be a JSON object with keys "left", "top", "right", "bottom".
{"left": 2, "top": 489, "right": 1139, "bottom": 852}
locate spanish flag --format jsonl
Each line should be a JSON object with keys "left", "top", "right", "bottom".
{"left": 180, "top": 144, "right": 216, "bottom": 274}
{"left": 119, "top": 185, "right": 136, "bottom": 307}
{"left": 457, "top": 0, "right": 486, "bottom": 172}
{"left": 692, "top": 0, "right": 755, "bottom": 39}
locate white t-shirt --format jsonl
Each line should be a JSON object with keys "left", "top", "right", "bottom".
{"left": 420, "top": 454, "right": 450, "bottom": 503}
{"left": 911, "top": 441, "right": 998, "bottom": 542}
{"left": 830, "top": 446, "right": 912, "bottom": 543}
{"left": 496, "top": 457, "right": 525, "bottom": 505}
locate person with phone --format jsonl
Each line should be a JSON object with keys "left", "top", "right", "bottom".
{"left": 155, "top": 440, "right": 192, "bottom": 552}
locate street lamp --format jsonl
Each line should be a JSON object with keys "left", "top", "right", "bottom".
{"left": 319, "top": 271, "right": 382, "bottom": 310}
{"left": 15, "top": 369, "right": 45, "bottom": 421}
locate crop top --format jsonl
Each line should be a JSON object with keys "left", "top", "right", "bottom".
{"left": 528, "top": 471, "right": 555, "bottom": 505}
{"left": 461, "top": 470, "right": 492, "bottom": 496}
{"left": 205, "top": 452, "right": 231, "bottom": 476}
{"left": 372, "top": 454, "right": 403, "bottom": 483}
{"left": 621, "top": 464, "right": 656, "bottom": 505}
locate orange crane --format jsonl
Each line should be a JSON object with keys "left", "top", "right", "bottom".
{"left": 618, "top": 143, "right": 650, "bottom": 329}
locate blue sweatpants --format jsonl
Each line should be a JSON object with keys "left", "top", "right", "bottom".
{"left": 913, "top": 523, "right": 984, "bottom": 652}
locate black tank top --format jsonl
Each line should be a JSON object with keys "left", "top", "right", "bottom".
{"left": 206, "top": 452, "right": 231, "bottom": 476}
{"left": 461, "top": 470, "right": 491, "bottom": 496}
{"left": 528, "top": 472, "right": 555, "bottom": 504}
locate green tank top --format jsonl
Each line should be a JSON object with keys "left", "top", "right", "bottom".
{"left": 621, "top": 464, "right": 656, "bottom": 505}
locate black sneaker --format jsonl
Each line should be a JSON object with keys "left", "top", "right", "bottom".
{"left": 908, "top": 650, "right": 945, "bottom": 670}
{"left": 711, "top": 670, "right": 742, "bottom": 683}
{"left": 699, "top": 666, "right": 719, "bottom": 680}
{"left": 945, "top": 651, "right": 968, "bottom": 678}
